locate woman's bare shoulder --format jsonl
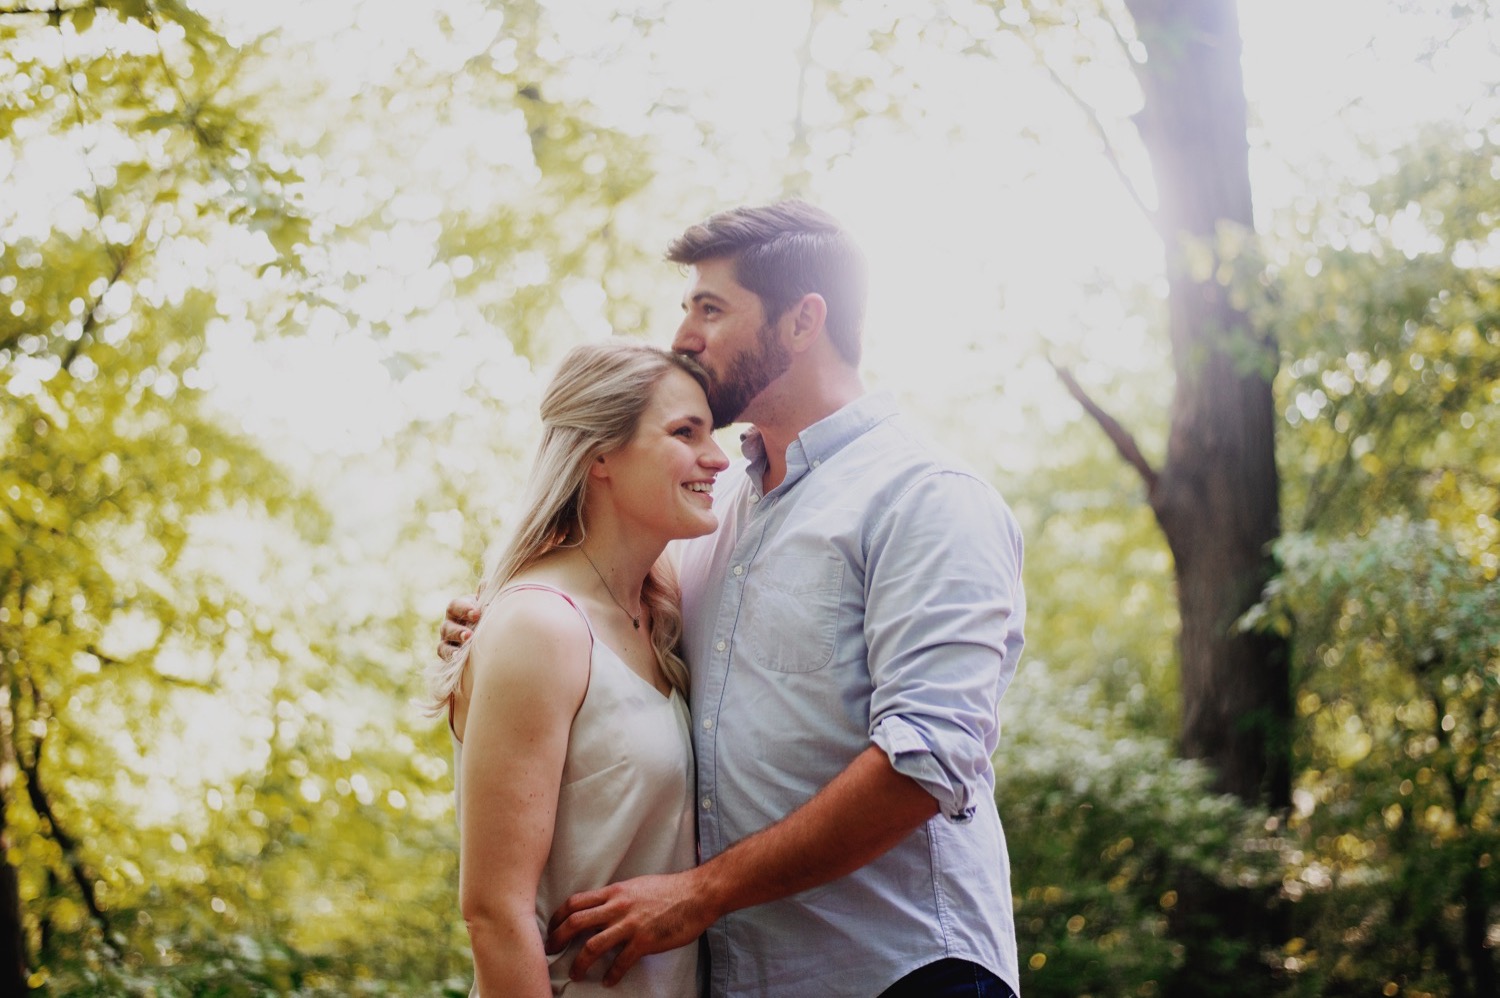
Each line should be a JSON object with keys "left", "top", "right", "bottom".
{"left": 467, "top": 587, "right": 592, "bottom": 700}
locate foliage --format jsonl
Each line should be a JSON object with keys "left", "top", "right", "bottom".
{"left": 0, "top": 1, "right": 324, "bottom": 989}
{"left": 1267, "top": 132, "right": 1500, "bottom": 547}
{"left": 4, "top": 0, "right": 1498, "bottom": 995}
{"left": 1235, "top": 130, "right": 1500, "bottom": 997}
{"left": 1254, "top": 520, "right": 1499, "bottom": 996}
{"left": 1000, "top": 665, "right": 1280, "bottom": 998}
{"left": 1007, "top": 368, "right": 1179, "bottom": 738}
{"left": 1, "top": 0, "right": 691, "bottom": 991}
{"left": 1003, "top": 126, "right": 1500, "bottom": 996}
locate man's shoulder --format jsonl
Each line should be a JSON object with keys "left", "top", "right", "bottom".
{"left": 848, "top": 415, "right": 1021, "bottom": 542}
{"left": 853, "top": 412, "right": 999, "bottom": 492}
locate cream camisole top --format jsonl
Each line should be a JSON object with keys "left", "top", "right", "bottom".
{"left": 454, "top": 584, "right": 699, "bottom": 997}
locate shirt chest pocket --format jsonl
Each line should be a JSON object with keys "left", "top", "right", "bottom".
{"left": 740, "top": 554, "right": 845, "bottom": 674}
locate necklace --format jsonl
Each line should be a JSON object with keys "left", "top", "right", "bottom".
{"left": 579, "top": 546, "right": 641, "bottom": 630}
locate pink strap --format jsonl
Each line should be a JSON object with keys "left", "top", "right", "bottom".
{"left": 493, "top": 583, "right": 596, "bottom": 645}
{"left": 450, "top": 584, "right": 595, "bottom": 741}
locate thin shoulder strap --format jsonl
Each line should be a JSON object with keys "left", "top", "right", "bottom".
{"left": 493, "top": 583, "right": 596, "bottom": 643}
{"left": 450, "top": 584, "right": 595, "bottom": 742}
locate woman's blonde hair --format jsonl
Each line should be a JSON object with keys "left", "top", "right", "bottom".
{"left": 427, "top": 341, "right": 710, "bottom": 712}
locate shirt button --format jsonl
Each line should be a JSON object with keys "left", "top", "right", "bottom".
{"left": 732, "top": 565, "right": 744, "bottom": 576}
{"left": 716, "top": 640, "right": 727, "bottom": 652}
{"left": 702, "top": 717, "right": 714, "bottom": 730}
{"left": 701, "top": 797, "right": 713, "bottom": 812}
{"left": 749, "top": 494, "right": 760, "bottom": 504}
{"left": 812, "top": 459, "right": 821, "bottom": 468}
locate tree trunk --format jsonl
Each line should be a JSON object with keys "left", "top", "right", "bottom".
{"left": 0, "top": 808, "right": 25, "bottom": 996}
{"left": 1117, "top": 3, "right": 1292, "bottom": 988}
{"left": 0, "top": 698, "right": 29, "bottom": 995}
{"left": 1124, "top": 0, "right": 1291, "bottom": 810}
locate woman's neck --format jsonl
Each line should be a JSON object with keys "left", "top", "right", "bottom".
{"left": 569, "top": 517, "right": 663, "bottom": 614}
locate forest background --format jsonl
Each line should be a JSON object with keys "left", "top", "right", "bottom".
{"left": 2, "top": 0, "right": 1498, "bottom": 995}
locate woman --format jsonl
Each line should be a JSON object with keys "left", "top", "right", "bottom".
{"left": 428, "top": 341, "right": 729, "bottom": 997}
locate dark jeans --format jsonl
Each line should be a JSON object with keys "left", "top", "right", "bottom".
{"left": 878, "top": 958, "right": 1018, "bottom": 998}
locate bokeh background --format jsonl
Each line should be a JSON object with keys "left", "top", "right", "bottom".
{"left": 2, "top": 0, "right": 1497, "bottom": 995}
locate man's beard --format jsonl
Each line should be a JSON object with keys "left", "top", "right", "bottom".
{"left": 705, "top": 323, "right": 791, "bottom": 429}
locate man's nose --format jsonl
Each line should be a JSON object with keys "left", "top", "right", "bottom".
{"left": 671, "top": 319, "right": 699, "bottom": 354}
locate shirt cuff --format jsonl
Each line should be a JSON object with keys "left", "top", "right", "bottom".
{"left": 870, "top": 715, "right": 976, "bottom": 823}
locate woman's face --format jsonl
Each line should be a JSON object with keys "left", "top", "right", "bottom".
{"left": 596, "top": 367, "right": 730, "bottom": 539}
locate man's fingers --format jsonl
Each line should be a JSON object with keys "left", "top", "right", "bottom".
{"left": 447, "top": 596, "right": 481, "bottom": 627}
{"left": 602, "top": 942, "right": 645, "bottom": 988}
{"left": 567, "top": 918, "right": 633, "bottom": 981}
{"left": 543, "top": 910, "right": 596, "bottom": 954}
{"left": 547, "top": 874, "right": 694, "bottom": 984}
{"left": 434, "top": 625, "right": 471, "bottom": 663}
{"left": 439, "top": 618, "right": 472, "bottom": 646}
{"left": 435, "top": 596, "right": 479, "bottom": 663}
{"left": 546, "top": 890, "right": 611, "bottom": 948}
{"left": 548, "top": 888, "right": 609, "bottom": 932}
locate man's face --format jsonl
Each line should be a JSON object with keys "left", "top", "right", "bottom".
{"left": 672, "top": 257, "right": 791, "bottom": 428}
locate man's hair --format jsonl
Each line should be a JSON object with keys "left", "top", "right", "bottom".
{"left": 666, "top": 200, "right": 868, "bottom": 365}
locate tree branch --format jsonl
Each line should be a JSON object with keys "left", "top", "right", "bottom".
{"left": 14, "top": 682, "right": 119, "bottom": 960}
{"left": 60, "top": 22, "right": 123, "bottom": 273}
{"left": 60, "top": 239, "right": 133, "bottom": 370}
{"left": 1026, "top": 40, "right": 1155, "bottom": 225}
{"left": 783, "top": 0, "right": 823, "bottom": 198}
{"left": 146, "top": 1, "right": 216, "bottom": 150}
{"left": 0, "top": 3, "right": 65, "bottom": 16}
{"left": 83, "top": 644, "right": 217, "bottom": 691}
{"left": 1049, "top": 357, "right": 1160, "bottom": 494}
{"left": 1099, "top": 0, "right": 1144, "bottom": 65}
{"left": 55, "top": 5, "right": 141, "bottom": 372}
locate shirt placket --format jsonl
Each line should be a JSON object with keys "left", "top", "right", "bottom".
{"left": 701, "top": 484, "right": 776, "bottom": 997}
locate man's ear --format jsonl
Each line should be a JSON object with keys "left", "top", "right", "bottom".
{"left": 784, "top": 293, "right": 828, "bottom": 354}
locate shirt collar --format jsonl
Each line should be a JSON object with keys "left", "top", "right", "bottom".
{"left": 797, "top": 391, "right": 898, "bottom": 467}
{"left": 737, "top": 392, "right": 899, "bottom": 496}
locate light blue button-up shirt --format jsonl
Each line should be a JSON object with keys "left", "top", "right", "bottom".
{"left": 678, "top": 393, "right": 1024, "bottom": 998}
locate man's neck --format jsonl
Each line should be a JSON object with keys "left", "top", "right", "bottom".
{"left": 753, "top": 374, "right": 866, "bottom": 493}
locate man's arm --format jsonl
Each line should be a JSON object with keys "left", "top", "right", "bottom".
{"left": 864, "top": 471, "right": 1025, "bottom": 820}
{"left": 547, "top": 471, "right": 1024, "bottom": 987}
{"left": 546, "top": 745, "right": 937, "bottom": 986}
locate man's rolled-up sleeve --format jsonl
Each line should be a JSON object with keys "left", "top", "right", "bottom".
{"left": 864, "top": 470, "right": 1025, "bottom": 821}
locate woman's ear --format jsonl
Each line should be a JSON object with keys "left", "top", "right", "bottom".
{"left": 588, "top": 453, "right": 610, "bottom": 481}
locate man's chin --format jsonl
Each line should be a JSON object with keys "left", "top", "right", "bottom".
{"left": 709, "top": 384, "right": 766, "bottom": 428}
{"left": 709, "top": 398, "right": 746, "bottom": 429}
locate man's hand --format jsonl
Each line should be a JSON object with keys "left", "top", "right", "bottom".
{"left": 545, "top": 870, "right": 716, "bottom": 987}
{"left": 438, "top": 596, "right": 481, "bottom": 662}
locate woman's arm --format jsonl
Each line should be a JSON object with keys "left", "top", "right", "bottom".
{"left": 458, "top": 590, "right": 591, "bottom": 998}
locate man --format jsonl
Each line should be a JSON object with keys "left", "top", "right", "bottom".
{"left": 442, "top": 200, "right": 1024, "bottom": 997}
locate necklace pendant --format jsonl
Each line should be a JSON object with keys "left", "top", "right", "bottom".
{"left": 632, "top": 617, "right": 640, "bottom": 630}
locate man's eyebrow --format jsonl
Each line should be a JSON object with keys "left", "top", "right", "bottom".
{"left": 688, "top": 291, "right": 727, "bottom": 306}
